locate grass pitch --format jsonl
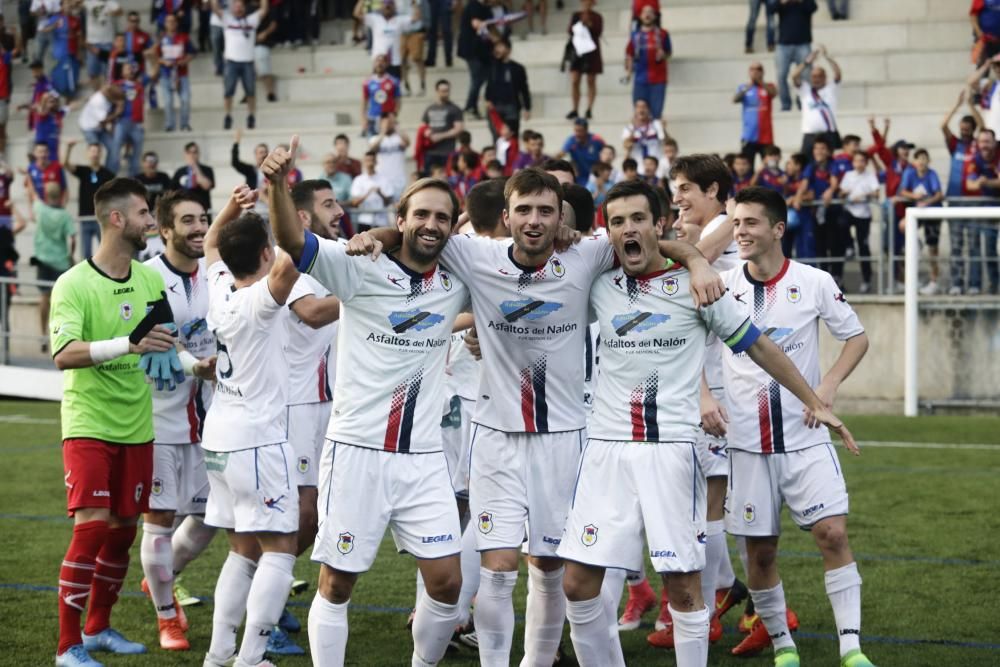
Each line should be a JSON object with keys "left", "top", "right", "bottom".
{"left": 1, "top": 400, "right": 998, "bottom": 666}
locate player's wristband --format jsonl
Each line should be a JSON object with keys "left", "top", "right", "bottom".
{"left": 90, "top": 336, "right": 132, "bottom": 364}
{"left": 177, "top": 349, "right": 199, "bottom": 376}
{"left": 128, "top": 291, "right": 176, "bottom": 345}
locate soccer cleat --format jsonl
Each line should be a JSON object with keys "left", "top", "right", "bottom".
{"left": 202, "top": 652, "right": 236, "bottom": 667}
{"left": 290, "top": 578, "right": 309, "bottom": 595}
{"left": 618, "top": 579, "right": 657, "bottom": 630}
{"left": 841, "top": 649, "right": 877, "bottom": 667}
{"left": 775, "top": 646, "right": 801, "bottom": 667}
{"left": 646, "top": 624, "right": 674, "bottom": 649}
{"left": 174, "top": 581, "right": 201, "bottom": 607}
{"left": 738, "top": 612, "right": 758, "bottom": 634}
{"left": 654, "top": 589, "right": 672, "bottom": 631}
{"left": 278, "top": 607, "right": 301, "bottom": 633}
{"left": 731, "top": 609, "right": 799, "bottom": 656}
{"left": 157, "top": 617, "right": 190, "bottom": 651}
{"left": 266, "top": 626, "right": 305, "bottom": 655}
{"left": 55, "top": 644, "right": 104, "bottom": 667}
{"left": 82, "top": 628, "right": 147, "bottom": 655}
{"left": 715, "top": 578, "right": 749, "bottom": 620}
{"left": 234, "top": 659, "right": 277, "bottom": 667}
{"left": 709, "top": 614, "right": 723, "bottom": 643}
{"left": 458, "top": 628, "right": 478, "bottom": 649}
{"left": 141, "top": 578, "right": 189, "bottom": 631}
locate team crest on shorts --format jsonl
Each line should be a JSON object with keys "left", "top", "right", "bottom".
{"left": 581, "top": 524, "right": 598, "bottom": 547}
{"left": 439, "top": 271, "right": 453, "bottom": 291}
{"left": 549, "top": 257, "right": 566, "bottom": 278}
{"left": 298, "top": 457, "right": 310, "bottom": 473}
{"left": 743, "top": 502, "right": 756, "bottom": 524}
{"left": 478, "top": 511, "right": 494, "bottom": 534}
{"left": 787, "top": 285, "right": 802, "bottom": 303}
{"left": 151, "top": 478, "right": 163, "bottom": 496}
{"left": 134, "top": 482, "right": 144, "bottom": 502}
{"left": 337, "top": 532, "right": 355, "bottom": 554}
{"left": 120, "top": 302, "right": 133, "bottom": 320}
{"left": 662, "top": 277, "right": 679, "bottom": 296}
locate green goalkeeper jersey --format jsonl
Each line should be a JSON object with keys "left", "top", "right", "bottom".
{"left": 50, "top": 259, "right": 167, "bottom": 444}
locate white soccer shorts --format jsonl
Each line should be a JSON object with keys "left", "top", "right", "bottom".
{"left": 312, "top": 441, "right": 462, "bottom": 573}
{"left": 149, "top": 443, "right": 210, "bottom": 515}
{"left": 558, "top": 439, "right": 707, "bottom": 574}
{"left": 287, "top": 401, "right": 333, "bottom": 487}
{"left": 203, "top": 443, "right": 299, "bottom": 534}
{"left": 469, "top": 425, "right": 585, "bottom": 558}
{"left": 725, "top": 443, "right": 850, "bottom": 538}
{"left": 441, "top": 395, "right": 475, "bottom": 498}
{"left": 697, "top": 432, "right": 730, "bottom": 478}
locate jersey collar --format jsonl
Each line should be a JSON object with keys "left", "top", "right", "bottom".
{"left": 506, "top": 244, "right": 547, "bottom": 273}
{"left": 387, "top": 252, "right": 435, "bottom": 281}
{"left": 743, "top": 257, "right": 789, "bottom": 287}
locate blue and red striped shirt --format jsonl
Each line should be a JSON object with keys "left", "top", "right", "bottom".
{"left": 626, "top": 27, "right": 672, "bottom": 85}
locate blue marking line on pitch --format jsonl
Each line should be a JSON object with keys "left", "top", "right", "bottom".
{"left": 2, "top": 582, "right": 999, "bottom": 653}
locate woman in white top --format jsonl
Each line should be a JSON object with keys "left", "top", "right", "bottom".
{"left": 837, "top": 151, "right": 879, "bottom": 293}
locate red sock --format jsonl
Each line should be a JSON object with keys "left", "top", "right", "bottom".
{"left": 58, "top": 521, "right": 108, "bottom": 655}
{"left": 83, "top": 524, "right": 137, "bottom": 637}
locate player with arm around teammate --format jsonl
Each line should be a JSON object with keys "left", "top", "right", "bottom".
{"left": 714, "top": 186, "right": 873, "bottom": 667}
{"left": 558, "top": 180, "right": 856, "bottom": 667}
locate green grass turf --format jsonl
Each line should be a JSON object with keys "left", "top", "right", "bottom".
{"left": 1, "top": 401, "right": 999, "bottom": 666}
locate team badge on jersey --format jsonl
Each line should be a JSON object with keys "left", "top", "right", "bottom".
{"left": 661, "top": 276, "right": 679, "bottom": 296}
{"left": 439, "top": 272, "right": 453, "bottom": 291}
{"left": 581, "top": 524, "right": 598, "bottom": 546}
{"left": 297, "top": 457, "right": 310, "bottom": 474}
{"left": 743, "top": 502, "right": 756, "bottom": 524}
{"left": 787, "top": 285, "right": 802, "bottom": 303}
{"left": 120, "top": 302, "right": 133, "bottom": 320}
{"left": 337, "top": 532, "right": 355, "bottom": 554}
{"left": 151, "top": 478, "right": 163, "bottom": 496}
{"left": 373, "top": 89, "right": 388, "bottom": 104}
{"left": 478, "top": 511, "right": 494, "bottom": 534}
{"left": 549, "top": 256, "right": 565, "bottom": 278}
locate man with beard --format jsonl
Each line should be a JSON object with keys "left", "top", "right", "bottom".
{"left": 49, "top": 178, "right": 177, "bottom": 667}
{"left": 138, "top": 190, "right": 220, "bottom": 652}
{"left": 265, "top": 138, "right": 469, "bottom": 667}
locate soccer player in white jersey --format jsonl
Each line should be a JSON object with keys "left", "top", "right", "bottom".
{"left": 558, "top": 180, "right": 856, "bottom": 667}
{"left": 139, "top": 191, "right": 219, "bottom": 652}
{"left": 200, "top": 182, "right": 301, "bottom": 667}
{"left": 355, "top": 167, "right": 724, "bottom": 667}
{"left": 717, "top": 187, "right": 873, "bottom": 667}
{"left": 265, "top": 138, "right": 470, "bottom": 667}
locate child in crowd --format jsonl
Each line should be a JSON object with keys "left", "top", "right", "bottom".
{"left": 838, "top": 150, "right": 880, "bottom": 293}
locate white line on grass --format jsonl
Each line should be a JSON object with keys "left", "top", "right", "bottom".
{"left": 0, "top": 415, "right": 58, "bottom": 425}
{"left": 859, "top": 440, "right": 1000, "bottom": 451}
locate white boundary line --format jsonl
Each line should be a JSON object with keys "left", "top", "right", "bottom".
{"left": 857, "top": 440, "right": 1000, "bottom": 451}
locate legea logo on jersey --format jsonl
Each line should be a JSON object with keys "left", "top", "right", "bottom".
{"left": 388, "top": 309, "right": 445, "bottom": 333}
{"left": 499, "top": 298, "right": 563, "bottom": 322}
{"left": 611, "top": 311, "right": 670, "bottom": 336}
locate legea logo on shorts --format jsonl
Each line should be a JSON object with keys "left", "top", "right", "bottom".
{"left": 337, "top": 531, "right": 355, "bottom": 554}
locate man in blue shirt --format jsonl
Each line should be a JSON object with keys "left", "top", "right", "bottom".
{"left": 941, "top": 91, "right": 984, "bottom": 294}
{"left": 899, "top": 149, "right": 944, "bottom": 294}
{"left": 557, "top": 118, "right": 605, "bottom": 186}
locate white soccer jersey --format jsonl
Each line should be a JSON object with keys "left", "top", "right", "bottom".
{"left": 286, "top": 272, "right": 337, "bottom": 406}
{"left": 588, "top": 264, "right": 759, "bottom": 443}
{"left": 703, "top": 212, "right": 741, "bottom": 391}
{"left": 440, "top": 234, "right": 616, "bottom": 433}
{"left": 145, "top": 255, "right": 215, "bottom": 445}
{"left": 719, "top": 259, "right": 865, "bottom": 454}
{"left": 445, "top": 331, "right": 480, "bottom": 402}
{"left": 202, "top": 261, "right": 290, "bottom": 452}
{"left": 298, "top": 232, "right": 469, "bottom": 453}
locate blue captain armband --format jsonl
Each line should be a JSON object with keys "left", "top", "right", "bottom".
{"left": 297, "top": 230, "right": 320, "bottom": 273}
{"left": 725, "top": 318, "right": 761, "bottom": 354}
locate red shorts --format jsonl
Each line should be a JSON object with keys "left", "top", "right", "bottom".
{"left": 63, "top": 438, "right": 154, "bottom": 517}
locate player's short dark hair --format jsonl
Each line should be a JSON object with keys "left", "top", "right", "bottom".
{"left": 94, "top": 178, "right": 150, "bottom": 227}
{"left": 914, "top": 148, "right": 930, "bottom": 160}
{"left": 334, "top": 134, "right": 349, "bottom": 144}
{"left": 603, "top": 179, "right": 662, "bottom": 226}
{"left": 292, "top": 179, "right": 334, "bottom": 212}
{"left": 156, "top": 189, "right": 205, "bottom": 231}
{"left": 622, "top": 158, "right": 638, "bottom": 171}
{"left": 435, "top": 78, "right": 450, "bottom": 89}
{"left": 670, "top": 154, "right": 733, "bottom": 204}
{"left": 465, "top": 179, "right": 506, "bottom": 235}
{"left": 763, "top": 145, "right": 782, "bottom": 157}
{"left": 504, "top": 167, "right": 562, "bottom": 213}
{"left": 397, "top": 178, "right": 460, "bottom": 228}
{"left": 218, "top": 212, "right": 270, "bottom": 279}
{"left": 562, "top": 183, "right": 595, "bottom": 233}
{"left": 540, "top": 158, "right": 576, "bottom": 178}
{"left": 735, "top": 186, "right": 787, "bottom": 227}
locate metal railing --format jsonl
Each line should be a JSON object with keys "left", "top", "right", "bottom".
{"left": 0, "top": 276, "right": 56, "bottom": 367}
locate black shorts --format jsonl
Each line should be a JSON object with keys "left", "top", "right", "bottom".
{"left": 921, "top": 220, "right": 941, "bottom": 247}
{"left": 36, "top": 261, "right": 65, "bottom": 293}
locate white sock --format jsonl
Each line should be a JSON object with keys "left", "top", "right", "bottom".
{"left": 140, "top": 522, "right": 176, "bottom": 619}
{"left": 475, "top": 568, "right": 518, "bottom": 667}
{"left": 414, "top": 569, "right": 426, "bottom": 609}
{"left": 625, "top": 569, "right": 646, "bottom": 585}
{"left": 239, "top": 552, "right": 295, "bottom": 665}
{"left": 566, "top": 596, "right": 608, "bottom": 667}
{"left": 670, "top": 604, "right": 710, "bottom": 667}
{"left": 750, "top": 581, "right": 795, "bottom": 651}
{"left": 714, "top": 525, "right": 736, "bottom": 590}
{"left": 598, "top": 569, "right": 627, "bottom": 667}
{"left": 172, "top": 514, "right": 216, "bottom": 574}
{"left": 308, "top": 593, "right": 349, "bottom": 667}
{"left": 209, "top": 551, "right": 256, "bottom": 660}
{"left": 456, "top": 526, "right": 480, "bottom": 627}
{"left": 701, "top": 521, "right": 725, "bottom": 612}
{"left": 411, "top": 593, "right": 460, "bottom": 666}
{"left": 520, "top": 564, "right": 566, "bottom": 667}
{"left": 825, "top": 562, "right": 862, "bottom": 656}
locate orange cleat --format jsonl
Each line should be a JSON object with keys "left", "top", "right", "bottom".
{"left": 618, "top": 579, "right": 657, "bottom": 631}
{"left": 646, "top": 623, "right": 675, "bottom": 649}
{"left": 731, "top": 609, "right": 800, "bottom": 656}
{"left": 654, "top": 588, "right": 672, "bottom": 631}
{"left": 709, "top": 614, "right": 723, "bottom": 643}
{"left": 715, "top": 578, "right": 749, "bottom": 620}
{"left": 141, "top": 578, "right": 189, "bottom": 632}
{"left": 157, "top": 616, "right": 190, "bottom": 651}
{"left": 738, "top": 612, "right": 758, "bottom": 634}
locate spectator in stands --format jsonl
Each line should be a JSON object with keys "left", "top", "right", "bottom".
{"left": 231, "top": 128, "right": 268, "bottom": 188}
{"left": 33, "top": 91, "right": 64, "bottom": 158}
{"left": 557, "top": 117, "right": 604, "bottom": 185}
{"left": 968, "top": 55, "right": 1000, "bottom": 135}
{"left": 0, "top": 36, "right": 10, "bottom": 156}
{"left": 625, "top": 4, "right": 670, "bottom": 121}
{"left": 83, "top": 0, "right": 122, "bottom": 89}
{"left": 356, "top": 0, "right": 413, "bottom": 80}
{"left": 36, "top": 1, "right": 79, "bottom": 98}
{"left": 484, "top": 37, "right": 530, "bottom": 141}
{"left": 445, "top": 130, "right": 475, "bottom": 176}
{"left": 745, "top": 0, "right": 776, "bottom": 54}
{"left": 18, "top": 2, "right": 37, "bottom": 65}
{"left": 774, "top": 0, "right": 816, "bottom": 112}
{"left": 255, "top": 8, "right": 279, "bottom": 102}
{"left": 424, "top": 0, "right": 454, "bottom": 68}
{"left": 641, "top": 154, "right": 659, "bottom": 186}
{"left": 77, "top": 82, "right": 122, "bottom": 160}
{"left": 753, "top": 143, "right": 787, "bottom": 191}
{"left": 136, "top": 150, "right": 173, "bottom": 210}
{"left": 421, "top": 79, "right": 464, "bottom": 174}
{"left": 654, "top": 136, "right": 677, "bottom": 181}
{"left": 109, "top": 60, "right": 145, "bottom": 176}
{"left": 32, "top": 181, "right": 75, "bottom": 351}
{"left": 64, "top": 139, "right": 115, "bottom": 257}
{"left": 333, "top": 133, "right": 362, "bottom": 177}
{"left": 942, "top": 91, "right": 984, "bottom": 295}
{"left": 898, "top": 148, "right": 944, "bottom": 294}
{"left": 783, "top": 151, "right": 813, "bottom": 258}
{"left": 0, "top": 162, "right": 20, "bottom": 344}
{"left": 512, "top": 130, "right": 549, "bottom": 171}
{"left": 837, "top": 150, "right": 878, "bottom": 292}
{"left": 566, "top": 0, "right": 602, "bottom": 121}
{"left": 562, "top": 182, "right": 595, "bottom": 234}
{"left": 449, "top": 150, "right": 479, "bottom": 202}
{"left": 30, "top": 0, "right": 61, "bottom": 63}
{"left": 26, "top": 141, "right": 68, "bottom": 205}
{"left": 587, "top": 161, "right": 612, "bottom": 206}
{"left": 156, "top": 13, "right": 194, "bottom": 131}
{"left": 795, "top": 136, "right": 840, "bottom": 280}
{"left": 621, "top": 157, "right": 639, "bottom": 181}
{"left": 207, "top": 0, "right": 225, "bottom": 75}
{"left": 732, "top": 153, "right": 753, "bottom": 193}
{"left": 349, "top": 148, "right": 395, "bottom": 228}
{"left": 369, "top": 110, "right": 410, "bottom": 196}
{"left": 792, "top": 44, "right": 841, "bottom": 158}
{"left": 599, "top": 144, "right": 623, "bottom": 183}
{"left": 362, "top": 54, "right": 402, "bottom": 137}
{"left": 542, "top": 156, "right": 576, "bottom": 186}
{"left": 154, "top": 0, "right": 194, "bottom": 35}
{"left": 622, "top": 98, "right": 665, "bottom": 163}
{"left": 171, "top": 141, "right": 215, "bottom": 211}
{"left": 213, "top": 0, "right": 268, "bottom": 130}
{"left": 456, "top": 0, "right": 495, "bottom": 119}
{"left": 122, "top": 11, "right": 155, "bottom": 104}
{"left": 525, "top": 0, "right": 548, "bottom": 36}
{"left": 399, "top": 0, "right": 428, "bottom": 95}
{"left": 320, "top": 153, "right": 353, "bottom": 203}
{"left": 964, "top": 128, "right": 1000, "bottom": 295}
{"left": 971, "top": 0, "right": 1000, "bottom": 66}
{"left": 735, "top": 61, "right": 777, "bottom": 166}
